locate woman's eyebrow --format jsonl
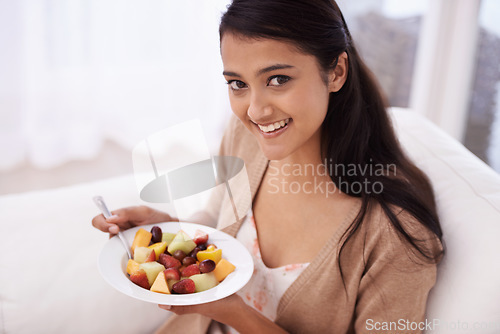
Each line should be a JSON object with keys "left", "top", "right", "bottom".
{"left": 222, "top": 70, "right": 240, "bottom": 77}
{"left": 222, "top": 64, "right": 295, "bottom": 78}
{"left": 256, "top": 64, "right": 294, "bottom": 76}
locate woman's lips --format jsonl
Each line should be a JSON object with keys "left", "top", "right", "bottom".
{"left": 253, "top": 118, "right": 292, "bottom": 138}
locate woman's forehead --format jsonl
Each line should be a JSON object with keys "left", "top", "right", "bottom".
{"left": 221, "top": 33, "right": 311, "bottom": 64}
{"left": 221, "top": 33, "right": 323, "bottom": 77}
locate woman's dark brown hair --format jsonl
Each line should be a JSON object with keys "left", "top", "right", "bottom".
{"left": 220, "top": 0, "right": 443, "bottom": 281}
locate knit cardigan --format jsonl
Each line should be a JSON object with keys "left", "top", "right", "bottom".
{"left": 155, "top": 115, "right": 442, "bottom": 334}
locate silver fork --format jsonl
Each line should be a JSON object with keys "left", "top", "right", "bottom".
{"left": 93, "top": 196, "right": 132, "bottom": 259}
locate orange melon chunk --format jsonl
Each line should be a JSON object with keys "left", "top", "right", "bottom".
{"left": 131, "top": 228, "right": 152, "bottom": 255}
{"left": 126, "top": 259, "right": 141, "bottom": 275}
{"left": 213, "top": 258, "right": 236, "bottom": 282}
{"left": 150, "top": 271, "right": 171, "bottom": 294}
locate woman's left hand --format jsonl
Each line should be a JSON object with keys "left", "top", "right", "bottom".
{"left": 159, "top": 293, "right": 289, "bottom": 333}
{"left": 158, "top": 293, "right": 244, "bottom": 325}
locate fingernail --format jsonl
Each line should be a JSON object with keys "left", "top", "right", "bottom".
{"left": 108, "top": 225, "right": 119, "bottom": 234}
{"left": 106, "top": 214, "right": 119, "bottom": 221}
{"left": 160, "top": 305, "right": 171, "bottom": 310}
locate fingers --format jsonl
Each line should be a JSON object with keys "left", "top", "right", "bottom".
{"left": 92, "top": 205, "right": 177, "bottom": 236}
{"left": 91, "top": 213, "right": 120, "bottom": 234}
{"left": 91, "top": 207, "right": 134, "bottom": 234}
{"left": 158, "top": 304, "right": 192, "bottom": 316}
{"left": 91, "top": 206, "right": 154, "bottom": 234}
{"left": 118, "top": 206, "right": 153, "bottom": 224}
{"left": 122, "top": 205, "right": 178, "bottom": 225}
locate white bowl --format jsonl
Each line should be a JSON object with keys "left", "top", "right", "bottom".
{"left": 98, "top": 222, "right": 254, "bottom": 305}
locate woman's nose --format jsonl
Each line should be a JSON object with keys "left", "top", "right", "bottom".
{"left": 247, "top": 91, "right": 273, "bottom": 121}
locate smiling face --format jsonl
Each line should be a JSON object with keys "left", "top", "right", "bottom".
{"left": 221, "top": 33, "right": 343, "bottom": 163}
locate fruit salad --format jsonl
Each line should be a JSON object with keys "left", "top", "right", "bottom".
{"left": 126, "top": 226, "right": 236, "bottom": 295}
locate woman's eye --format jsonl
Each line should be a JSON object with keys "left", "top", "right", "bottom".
{"left": 227, "top": 80, "right": 247, "bottom": 91}
{"left": 268, "top": 75, "right": 291, "bottom": 87}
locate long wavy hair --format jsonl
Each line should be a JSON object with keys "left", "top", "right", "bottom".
{"left": 219, "top": 0, "right": 443, "bottom": 274}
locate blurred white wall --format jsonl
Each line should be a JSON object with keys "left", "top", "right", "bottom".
{"left": 0, "top": 0, "right": 232, "bottom": 194}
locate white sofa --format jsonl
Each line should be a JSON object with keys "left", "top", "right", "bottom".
{"left": 1, "top": 108, "right": 499, "bottom": 334}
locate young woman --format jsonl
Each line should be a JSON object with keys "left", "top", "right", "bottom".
{"left": 92, "top": 1, "right": 444, "bottom": 333}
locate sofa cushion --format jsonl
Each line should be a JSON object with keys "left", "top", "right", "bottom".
{"left": 0, "top": 175, "right": 170, "bottom": 334}
{"left": 390, "top": 107, "right": 500, "bottom": 333}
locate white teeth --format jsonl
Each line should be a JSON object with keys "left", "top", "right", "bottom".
{"left": 257, "top": 118, "right": 290, "bottom": 133}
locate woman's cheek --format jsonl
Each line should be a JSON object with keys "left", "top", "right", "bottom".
{"left": 229, "top": 97, "right": 249, "bottom": 123}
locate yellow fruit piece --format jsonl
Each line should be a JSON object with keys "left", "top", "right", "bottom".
{"left": 196, "top": 248, "right": 222, "bottom": 264}
{"left": 134, "top": 247, "right": 154, "bottom": 264}
{"left": 126, "top": 259, "right": 141, "bottom": 275}
{"left": 213, "top": 259, "right": 236, "bottom": 282}
{"left": 131, "top": 228, "right": 152, "bottom": 255}
{"left": 150, "top": 271, "right": 171, "bottom": 294}
{"left": 148, "top": 242, "right": 167, "bottom": 260}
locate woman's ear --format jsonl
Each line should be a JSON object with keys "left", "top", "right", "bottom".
{"left": 328, "top": 51, "right": 348, "bottom": 92}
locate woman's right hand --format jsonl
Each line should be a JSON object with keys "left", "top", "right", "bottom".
{"left": 91, "top": 205, "right": 178, "bottom": 237}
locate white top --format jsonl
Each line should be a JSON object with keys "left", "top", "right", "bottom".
{"left": 212, "top": 209, "right": 308, "bottom": 333}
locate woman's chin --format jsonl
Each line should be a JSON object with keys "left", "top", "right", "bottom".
{"left": 259, "top": 145, "right": 289, "bottom": 161}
